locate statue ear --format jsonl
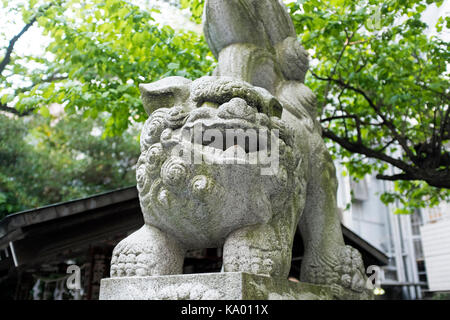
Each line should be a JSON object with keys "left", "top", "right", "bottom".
{"left": 139, "top": 76, "right": 192, "bottom": 115}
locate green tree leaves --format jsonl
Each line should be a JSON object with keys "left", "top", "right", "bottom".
{"left": 180, "top": 0, "right": 205, "bottom": 24}
{"left": 1, "top": 0, "right": 214, "bottom": 135}
{"left": 0, "top": 113, "right": 140, "bottom": 218}
{"left": 1, "top": 0, "right": 448, "bottom": 214}
{"left": 287, "top": 0, "right": 449, "bottom": 212}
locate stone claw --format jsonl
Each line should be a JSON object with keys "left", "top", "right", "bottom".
{"left": 302, "top": 245, "right": 373, "bottom": 299}
{"left": 333, "top": 245, "right": 367, "bottom": 293}
{"left": 110, "top": 225, "right": 184, "bottom": 277}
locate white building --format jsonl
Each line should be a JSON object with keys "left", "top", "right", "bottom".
{"left": 335, "top": 163, "right": 425, "bottom": 299}
{"left": 420, "top": 203, "right": 450, "bottom": 293}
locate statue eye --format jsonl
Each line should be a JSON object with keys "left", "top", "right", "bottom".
{"left": 140, "top": 87, "right": 176, "bottom": 115}
{"left": 139, "top": 76, "right": 192, "bottom": 115}
{"left": 199, "top": 101, "right": 219, "bottom": 109}
{"left": 268, "top": 100, "right": 283, "bottom": 118}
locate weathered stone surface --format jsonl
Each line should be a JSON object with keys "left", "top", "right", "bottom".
{"left": 107, "top": 74, "right": 372, "bottom": 298}
{"left": 100, "top": 272, "right": 335, "bottom": 300}
{"left": 112, "top": 76, "right": 304, "bottom": 279}
{"left": 203, "top": 0, "right": 296, "bottom": 58}
{"left": 139, "top": 76, "right": 192, "bottom": 115}
{"left": 101, "top": 0, "right": 374, "bottom": 300}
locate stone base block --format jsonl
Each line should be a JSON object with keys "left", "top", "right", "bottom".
{"left": 99, "top": 272, "right": 336, "bottom": 300}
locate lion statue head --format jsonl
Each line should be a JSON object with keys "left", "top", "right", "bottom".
{"left": 136, "top": 76, "right": 306, "bottom": 249}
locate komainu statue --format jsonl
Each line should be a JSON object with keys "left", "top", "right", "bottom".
{"left": 107, "top": 0, "right": 373, "bottom": 299}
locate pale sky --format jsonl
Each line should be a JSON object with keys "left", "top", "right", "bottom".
{"left": 0, "top": 0, "right": 448, "bottom": 85}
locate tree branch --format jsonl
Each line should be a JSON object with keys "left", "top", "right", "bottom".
{"left": 319, "top": 27, "right": 359, "bottom": 111}
{"left": 322, "top": 128, "right": 450, "bottom": 188}
{"left": 0, "top": 103, "right": 36, "bottom": 116}
{"left": 376, "top": 173, "right": 417, "bottom": 182}
{"left": 322, "top": 128, "right": 412, "bottom": 173}
{"left": 15, "top": 73, "right": 68, "bottom": 94}
{"left": 376, "top": 138, "right": 396, "bottom": 153}
{"left": 377, "top": 171, "right": 450, "bottom": 189}
{"left": 0, "top": 18, "right": 37, "bottom": 76}
{"left": 0, "top": 72, "right": 67, "bottom": 116}
{"left": 320, "top": 114, "right": 383, "bottom": 126}
{"left": 311, "top": 71, "right": 419, "bottom": 164}
{"left": 0, "top": 2, "right": 56, "bottom": 75}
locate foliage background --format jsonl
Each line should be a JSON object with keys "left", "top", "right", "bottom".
{"left": 0, "top": 0, "right": 448, "bottom": 217}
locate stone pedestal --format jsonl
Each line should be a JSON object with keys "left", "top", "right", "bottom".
{"left": 99, "top": 272, "right": 335, "bottom": 300}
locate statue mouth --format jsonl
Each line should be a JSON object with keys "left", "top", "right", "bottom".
{"left": 162, "top": 115, "right": 283, "bottom": 166}
{"left": 167, "top": 130, "right": 271, "bottom": 165}
{"left": 183, "top": 119, "right": 270, "bottom": 154}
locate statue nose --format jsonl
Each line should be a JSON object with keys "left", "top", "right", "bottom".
{"left": 217, "top": 98, "right": 256, "bottom": 121}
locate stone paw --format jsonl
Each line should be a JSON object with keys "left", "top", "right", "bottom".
{"left": 110, "top": 228, "right": 158, "bottom": 277}
{"left": 332, "top": 245, "right": 367, "bottom": 293}
{"left": 330, "top": 283, "right": 344, "bottom": 298}
{"left": 110, "top": 225, "right": 184, "bottom": 277}
{"left": 223, "top": 245, "right": 278, "bottom": 276}
{"left": 302, "top": 245, "right": 372, "bottom": 299}
{"left": 110, "top": 252, "right": 154, "bottom": 277}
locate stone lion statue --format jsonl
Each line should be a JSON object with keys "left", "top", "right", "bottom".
{"left": 109, "top": 0, "right": 372, "bottom": 299}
